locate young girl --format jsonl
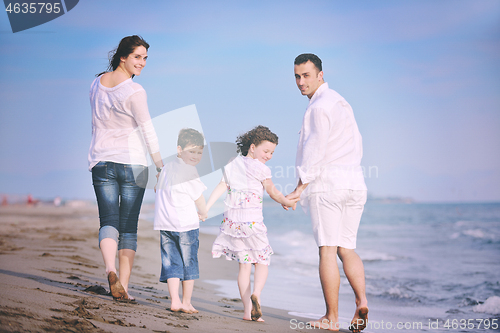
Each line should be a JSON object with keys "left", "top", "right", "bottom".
{"left": 206, "top": 125, "right": 298, "bottom": 322}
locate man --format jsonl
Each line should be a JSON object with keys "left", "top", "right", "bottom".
{"left": 285, "top": 54, "right": 368, "bottom": 332}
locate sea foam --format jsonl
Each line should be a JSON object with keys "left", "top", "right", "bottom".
{"left": 463, "top": 229, "right": 487, "bottom": 239}
{"left": 473, "top": 296, "right": 500, "bottom": 315}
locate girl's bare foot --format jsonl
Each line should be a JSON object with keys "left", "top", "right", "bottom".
{"left": 349, "top": 306, "right": 368, "bottom": 333}
{"left": 308, "top": 316, "right": 340, "bottom": 331}
{"left": 250, "top": 294, "right": 262, "bottom": 321}
{"left": 243, "top": 316, "right": 265, "bottom": 322}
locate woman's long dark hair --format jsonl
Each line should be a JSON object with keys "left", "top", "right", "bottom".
{"left": 96, "top": 35, "right": 150, "bottom": 77}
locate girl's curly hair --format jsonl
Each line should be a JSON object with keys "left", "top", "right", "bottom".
{"left": 236, "top": 125, "right": 278, "bottom": 156}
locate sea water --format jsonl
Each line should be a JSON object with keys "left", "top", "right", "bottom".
{"left": 199, "top": 201, "right": 500, "bottom": 332}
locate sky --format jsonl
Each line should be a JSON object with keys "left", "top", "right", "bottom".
{"left": 0, "top": 0, "right": 499, "bottom": 203}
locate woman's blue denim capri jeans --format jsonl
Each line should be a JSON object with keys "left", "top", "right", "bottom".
{"left": 92, "top": 161, "right": 148, "bottom": 251}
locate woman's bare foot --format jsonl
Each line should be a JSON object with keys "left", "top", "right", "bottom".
{"left": 349, "top": 306, "right": 368, "bottom": 333}
{"left": 308, "top": 316, "right": 340, "bottom": 331}
{"left": 250, "top": 294, "right": 262, "bottom": 321}
{"left": 107, "top": 272, "right": 128, "bottom": 300}
{"left": 125, "top": 291, "right": 135, "bottom": 301}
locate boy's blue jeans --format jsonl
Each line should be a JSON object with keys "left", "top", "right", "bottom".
{"left": 92, "top": 161, "right": 148, "bottom": 251}
{"left": 160, "top": 229, "right": 200, "bottom": 281}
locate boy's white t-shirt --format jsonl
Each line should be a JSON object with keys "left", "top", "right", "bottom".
{"left": 154, "top": 158, "right": 206, "bottom": 232}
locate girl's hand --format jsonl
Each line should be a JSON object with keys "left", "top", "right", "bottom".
{"left": 282, "top": 197, "right": 299, "bottom": 211}
{"left": 198, "top": 211, "right": 208, "bottom": 221}
{"left": 263, "top": 178, "right": 300, "bottom": 209}
{"left": 282, "top": 181, "right": 307, "bottom": 210}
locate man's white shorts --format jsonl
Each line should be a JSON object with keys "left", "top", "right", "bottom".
{"left": 308, "top": 190, "right": 367, "bottom": 249}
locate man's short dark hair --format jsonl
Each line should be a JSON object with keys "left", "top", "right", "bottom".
{"left": 294, "top": 53, "right": 322, "bottom": 72}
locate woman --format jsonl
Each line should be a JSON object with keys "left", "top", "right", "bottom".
{"left": 88, "top": 35, "right": 163, "bottom": 301}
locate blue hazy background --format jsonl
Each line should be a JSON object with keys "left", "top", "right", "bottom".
{"left": 1, "top": 0, "right": 499, "bottom": 203}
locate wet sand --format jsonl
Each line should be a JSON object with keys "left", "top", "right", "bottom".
{"left": 0, "top": 204, "right": 340, "bottom": 332}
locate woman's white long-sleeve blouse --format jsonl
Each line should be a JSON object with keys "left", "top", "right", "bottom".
{"left": 88, "top": 77, "right": 160, "bottom": 171}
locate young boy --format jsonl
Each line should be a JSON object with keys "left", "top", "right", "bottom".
{"left": 154, "top": 128, "right": 208, "bottom": 313}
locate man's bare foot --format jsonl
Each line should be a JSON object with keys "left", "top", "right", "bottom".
{"left": 308, "top": 316, "right": 340, "bottom": 331}
{"left": 349, "top": 307, "right": 368, "bottom": 333}
{"left": 250, "top": 294, "right": 262, "bottom": 321}
{"left": 107, "top": 272, "right": 128, "bottom": 300}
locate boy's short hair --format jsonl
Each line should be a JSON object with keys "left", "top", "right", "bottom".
{"left": 294, "top": 53, "right": 322, "bottom": 72}
{"left": 177, "top": 128, "right": 204, "bottom": 149}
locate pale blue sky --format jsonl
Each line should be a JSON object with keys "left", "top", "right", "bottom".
{"left": 1, "top": 0, "right": 499, "bottom": 203}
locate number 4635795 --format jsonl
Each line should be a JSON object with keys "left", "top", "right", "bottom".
{"left": 5, "top": 3, "right": 61, "bottom": 14}
{"left": 444, "top": 318, "right": 498, "bottom": 330}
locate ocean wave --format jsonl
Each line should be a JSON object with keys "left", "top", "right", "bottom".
{"left": 455, "top": 220, "right": 475, "bottom": 227}
{"left": 358, "top": 250, "right": 398, "bottom": 262}
{"left": 463, "top": 228, "right": 488, "bottom": 239}
{"left": 460, "top": 228, "right": 499, "bottom": 242}
{"left": 473, "top": 296, "right": 500, "bottom": 315}
{"left": 453, "top": 220, "right": 500, "bottom": 241}
{"left": 385, "top": 286, "right": 413, "bottom": 299}
{"left": 459, "top": 297, "right": 480, "bottom": 307}
{"left": 366, "top": 283, "right": 417, "bottom": 301}
{"left": 268, "top": 230, "right": 319, "bottom": 275}
{"left": 272, "top": 229, "right": 312, "bottom": 245}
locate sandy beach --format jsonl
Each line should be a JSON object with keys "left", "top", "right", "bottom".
{"left": 0, "top": 204, "right": 350, "bottom": 333}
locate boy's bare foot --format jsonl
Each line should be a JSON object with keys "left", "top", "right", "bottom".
{"left": 308, "top": 316, "right": 340, "bottom": 331}
{"left": 169, "top": 307, "right": 185, "bottom": 312}
{"left": 349, "top": 307, "right": 368, "bottom": 333}
{"left": 169, "top": 300, "right": 185, "bottom": 312}
{"left": 107, "top": 272, "right": 128, "bottom": 300}
{"left": 182, "top": 304, "right": 198, "bottom": 314}
{"left": 250, "top": 294, "right": 262, "bottom": 321}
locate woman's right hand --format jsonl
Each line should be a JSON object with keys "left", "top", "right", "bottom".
{"left": 154, "top": 171, "right": 161, "bottom": 193}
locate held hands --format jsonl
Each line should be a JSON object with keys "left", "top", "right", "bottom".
{"left": 282, "top": 181, "right": 307, "bottom": 210}
{"left": 282, "top": 190, "right": 301, "bottom": 211}
{"left": 198, "top": 210, "right": 208, "bottom": 222}
{"left": 154, "top": 171, "right": 161, "bottom": 193}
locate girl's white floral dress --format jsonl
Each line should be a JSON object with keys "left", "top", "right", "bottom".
{"left": 212, "top": 155, "right": 273, "bottom": 265}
